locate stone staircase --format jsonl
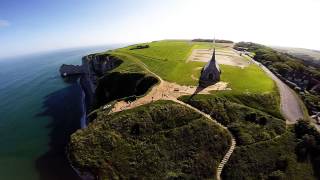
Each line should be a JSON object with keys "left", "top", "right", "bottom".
{"left": 173, "top": 99, "right": 236, "bottom": 180}
{"left": 216, "top": 138, "right": 236, "bottom": 180}
{"left": 110, "top": 56, "right": 237, "bottom": 180}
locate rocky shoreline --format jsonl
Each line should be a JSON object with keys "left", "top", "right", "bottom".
{"left": 60, "top": 53, "right": 122, "bottom": 124}
{"left": 60, "top": 53, "right": 123, "bottom": 180}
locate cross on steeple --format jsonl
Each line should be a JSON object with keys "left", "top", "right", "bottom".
{"left": 213, "top": 35, "right": 215, "bottom": 44}
{"left": 212, "top": 35, "right": 216, "bottom": 62}
{"left": 199, "top": 34, "right": 221, "bottom": 87}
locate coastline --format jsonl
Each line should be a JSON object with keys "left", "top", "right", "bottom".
{"left": 61, "top": 54, "right": 111, "bottom": 180}
{"left": 64, "top": 74, "right": 97, "bottom": 180}
{"left": 79, "top": 79, "right": 87, "bottom": 129}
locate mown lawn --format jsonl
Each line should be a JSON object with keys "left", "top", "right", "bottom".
{"left": 107, "top": 40, "right": 275, "bottom": 94}
{"left": 220, "top": 64, "right": 275, "bottom": 93}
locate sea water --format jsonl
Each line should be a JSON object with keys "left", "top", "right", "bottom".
{"left": 0, "top": 45, "right": 120, "bottom": 180}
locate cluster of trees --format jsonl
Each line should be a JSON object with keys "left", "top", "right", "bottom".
{"left": 235, "top": 42, "right": 320, "bottom": 79}
{"left": 129, "top": 44, "right": 150, "bottom": 50}
{"left": 234, "top": 42, "right": 315, "bottom": 77}
{"left": 220, "top": 119, "right": 320, "bottom": 180}
{"left": 180, "top": 94, "right": 285, "bottom": 146}
{"left": 191, "top": 39, "right": 234, "bottom": 43}
{"left": 295, "top": 120, "right": 320, "bottom": 177}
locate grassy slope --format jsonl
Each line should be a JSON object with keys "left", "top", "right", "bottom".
{"left": 73, "top": 40, "right": 298, "bottom": 178}
{"left": 109, "top": 40, "right": 275, "bottom": 94}
{"left": 69, "top": 100, "right": 231, "bottom": 179}
{"left": 223, "top": 132, "right": 315, "bottom": 180}
{"left": 220, "top": 64, "right": 275, "bottom": 93}
{"left": 108, "top": 53, "right": 150, "bottom": 74}
{"left": 179, "top": 93, "right": 284, "bottom": 146}
{"left": 93, "top": 53, "right": 160, "bottom": 108}
{"left": 114, "top": 40, "right": 204, "bottom": 85}
{"left": 179, "top": 93, "right": 316, "bottom": 179}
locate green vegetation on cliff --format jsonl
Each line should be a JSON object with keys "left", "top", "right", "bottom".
{"left": 234, "top": 42, "right": 320, "bottom": 114}
{"left": 223, "top": 119, "right": 320, "bottom": 180}
{"left": 180, "top": 92, "right": 318, "bottom": 179}
{"left": 69, "top": 40, "right": 313, "bottom": 179}
{"left": 223, "top": 132, "right": 315, "bottom": 180}
{"left": 69, "top": 101, "right": 231, "bottom": 179}
{"left": 93, "top": 53, "right": 159, "bottom": 108}
{"left": 179, "top": 93, "right": 284, "bottom": 146}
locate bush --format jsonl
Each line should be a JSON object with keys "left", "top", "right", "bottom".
{"left": 129, "top": 44, "right": 150, "bottom": 50}
{"left": 69, "top": 101, "right": 232, "bottom": 179}
{"left": 268, "top": 170, "right": 285, "bottom": 180}
{"left": 180, "top": 93, "right": 285, "bottom": 146}
{"left": 223, "top": 132, "right": 315, "bottom": 180}
{"left": 294, "top": 119, "right": 320, "bottom": 177}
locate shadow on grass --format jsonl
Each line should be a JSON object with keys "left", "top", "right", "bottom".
{"left": 35, "top": 79, "right": 82, "bottom": 180}
{"left": 189, "top": 81, "right": 217, "bottom": 100}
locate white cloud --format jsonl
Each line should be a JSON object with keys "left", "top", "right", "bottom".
{"left": 0, "top": 20, "right": 10, "bottom": 28}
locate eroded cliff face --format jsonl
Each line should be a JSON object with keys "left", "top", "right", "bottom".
{"left": 60, "top": 52, "right": 159, "bottom": 113}
{"left": 61, "top": 53, "right": 159, "bottom": 179}
{"left": 60, "top": 64, "right": 84, "bottom": 76}
{"left": 60, "top": 54, "right": 123, "bottom": 112}
{"left": 95, "top": 73, "right": 158, "bottom": 107}
{"left": 80, "top": 54, "right": 123, "bottom": 111}
{"left": 82, "top": 54, "right": 123, "bottom": 77}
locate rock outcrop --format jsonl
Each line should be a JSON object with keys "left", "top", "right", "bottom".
{"left": 59, "top": 64, "right": 84, "bottom": 77}
{"left": 59, "top": 53, "right": 123, "bottom": 118}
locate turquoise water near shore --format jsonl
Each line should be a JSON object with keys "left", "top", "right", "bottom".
{"left": 0, "top": 45, "right": 119, "bottom": 180}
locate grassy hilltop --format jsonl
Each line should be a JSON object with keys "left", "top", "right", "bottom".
{"left": 69, "top": 40, "right": 319, "bottom": 179}
{"left": 109, "top": 40, "right": 275, "bottom": 93}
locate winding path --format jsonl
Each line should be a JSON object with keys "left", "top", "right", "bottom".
{"left": 171, "top": 99, "right": 236, "bottom": 180}
{"left": 110, "top": 52, "right": 236, "bottom": 180}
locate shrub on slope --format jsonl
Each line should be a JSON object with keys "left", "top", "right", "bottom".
{"left": 69, "top": 100, "right": 232, "bottom": 179}
{"left": 179, "top": 93, "right": 285, "bottom": 146}
{"left": 223, "top": 132, "right": 315, "bottom": 180}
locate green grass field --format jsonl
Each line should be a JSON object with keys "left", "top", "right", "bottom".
{"left": 107, "top": 40, "right": 275, "bottom": 94}
{"left": 220, "top": 64, "right": 275, "bottom": 93}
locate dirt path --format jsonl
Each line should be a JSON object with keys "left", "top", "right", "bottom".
{"left": 249, "top": 58, "right": 304, "bottom": 124}
{"left": 109, "top": 54, "right": 236, "bottom": 180}
{"left": 111, "top": 80, "right": 228, "bottom": 113}
{"left": 111, "top": 53, "right": 228, "bottom": 113}
{"left": 111, "top": 79, "right": 236, "bottom": 180}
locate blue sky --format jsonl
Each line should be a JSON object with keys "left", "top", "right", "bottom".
{"left": 1, "top": 0, "right": 320, "bottom": 58}
{"left": 0, "top": 0, "right": 169, "bottom": 57}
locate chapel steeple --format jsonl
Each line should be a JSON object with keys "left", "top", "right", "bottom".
{"left": 199, "top": 37, "right": 221, "bottom": 87}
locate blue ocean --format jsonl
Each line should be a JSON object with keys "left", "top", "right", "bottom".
{"left": 0, "top": 45, "right": 121, "bottom": 180}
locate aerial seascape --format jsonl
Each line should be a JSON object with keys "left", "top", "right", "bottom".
{"left": 1, "top": 0, "right": 320, "bottom": 179}
{"left": 0, "top": 45, "right": 120, "bottom": 180}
